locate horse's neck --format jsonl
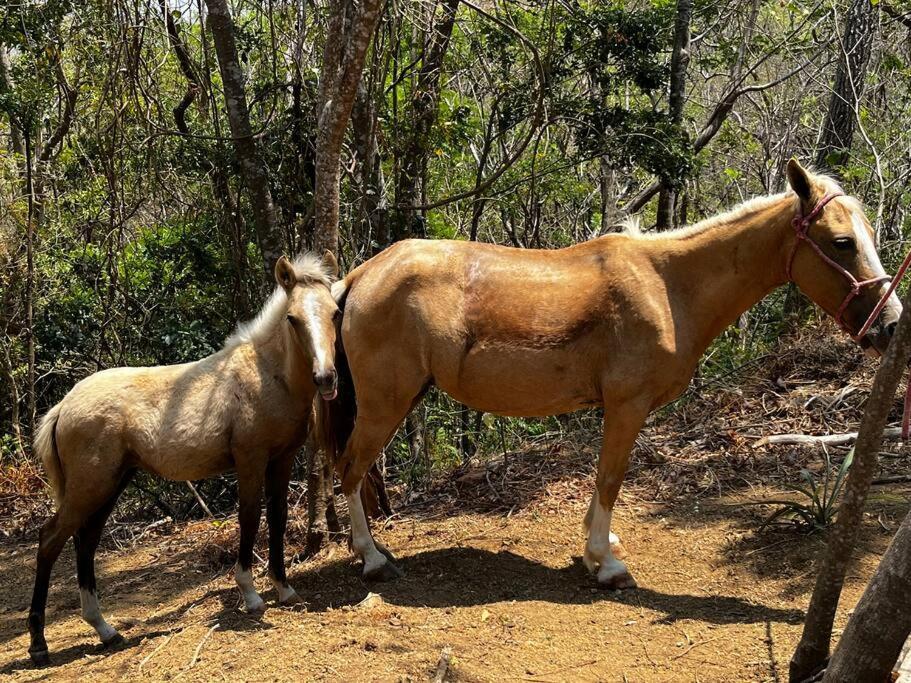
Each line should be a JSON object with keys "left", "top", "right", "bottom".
{"left": 655, "top": 197, "right": 794, "bottom": 360}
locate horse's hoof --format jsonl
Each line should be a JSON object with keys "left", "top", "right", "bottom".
{"left": 102, "top": 632, "right": 125, "bottom": 649}
{"left": 598, "top": 570, "right": 638, "bottom": 590}
{"left": 280, "top": 590, "right": 305, "bottom": 606}
{"left": 244, "top": 596, "right": 267, "bottom": 614}
{"left": 375, "top": 543, "right": 398, "bottom": 564}
{"left": 29, "top": 649, "right": 50, "bottom": 668}
{"left": 363, "top": 559, "right": 403, "bottom": 582}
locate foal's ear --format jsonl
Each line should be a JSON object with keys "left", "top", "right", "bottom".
{"left": 322, "top": 250, "right": 339, "bottom": 279}
{"left": 275, "top": 255, "right": 297, "bottom": 291}
{"left": 786, "top": 158, "right": 814, "bottom": 202}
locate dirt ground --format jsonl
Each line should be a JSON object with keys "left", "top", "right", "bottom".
{"left": 1, "top": 326, "right": 909, "bottom": 681}
{"left": 0, "top": 473, "right": 907, "bottom": 682}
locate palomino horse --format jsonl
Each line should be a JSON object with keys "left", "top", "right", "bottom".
{"left": 319, "top": 160, "right": 901, "bottom": 587}
{"left": 28, "top": 252, "right": 341, "bottom": 666}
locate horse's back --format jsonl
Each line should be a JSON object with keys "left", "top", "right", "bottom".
{"left": 341, "top": 238, "right": 661, "bottom": 415}
{"left": 53, "top": 355, "right": 238, "bottom": 480}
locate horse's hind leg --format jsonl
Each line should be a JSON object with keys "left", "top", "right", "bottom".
{"left": 583, "top": 399, "right": 650, "bottom": 590}
{"left": 234, "top": 460, "right": 267, "bottom": 613}
{"left": 74, "top": 471, "right": 134, "bottom": 647}
{"left": 265, "top": 451, "right": 301, "bottom": 605}
{"left": 28, "top": 510, "right": 78, "bottom": 666}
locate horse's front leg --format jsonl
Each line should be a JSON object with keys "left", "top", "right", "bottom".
{"left": 235, "top": 460, "right": 267, "bottom": 613}
{"left": 583, "top": 398, "right": 650, "bottom": 589}
{"left": 265, "top": 451, "right": 302, "bottom": 605}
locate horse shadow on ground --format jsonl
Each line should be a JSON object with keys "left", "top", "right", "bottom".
{"left": 287, "top": 546, "right": 803, "bottom": 626}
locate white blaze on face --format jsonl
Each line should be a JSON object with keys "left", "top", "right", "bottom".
{"left": 851, "top": 209, "right": 902, "bottom": 322}
{"left": 302, "top": 290, "right": 333, "bottom": 378}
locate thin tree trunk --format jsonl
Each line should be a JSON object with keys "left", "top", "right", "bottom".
{"left": 305, "top": 0, "right": 384, "bottom": 553}
{"left": 815, "top": 0, "right": 879, "bottom": 174}
{"left": 790, "top": 286, "right": 911, "bottom": 682}
{"left": 822, "top": 508, "right": 911, "bottom": 682}
{"left": 656, "top": 0, "right": 692, "bottom": 230}
{"left": 23, "top": 128, "right": 36, "bottom": 448}
{"left": 204, "top": 0, "right": 285, "bottom": 282}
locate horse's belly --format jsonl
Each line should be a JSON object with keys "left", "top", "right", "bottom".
{"left": 438, "top": 347, "right": 600, "bottom": 417}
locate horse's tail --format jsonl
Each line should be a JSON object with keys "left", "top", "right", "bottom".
{"left": 34, "top": 402, "right": 64, "bottom": 507}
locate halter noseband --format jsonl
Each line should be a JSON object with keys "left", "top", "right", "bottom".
{"left": 786, "top": 192, "right": 891, "bottom": 342}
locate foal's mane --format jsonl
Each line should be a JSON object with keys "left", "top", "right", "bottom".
{"left": 224, "top": 253, "right": 334, "bottom": 350}
{"left": 623, "top": 173, "right": 847, "bottom": 241}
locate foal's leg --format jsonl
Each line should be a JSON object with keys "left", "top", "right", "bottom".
{"left": 583, "top": 400, "right": 650, "bottom": 589}
{"left": 235, "top": 460, "right": 267, "bottom": 613}
{"left": 74, "top": 471, "right": 134, "bottom": 647}
{"left": 28, "top": 510, "right": 80, "bottom": 666}
{"left": 265, "top": 451, "right": 301, "bottom": 605}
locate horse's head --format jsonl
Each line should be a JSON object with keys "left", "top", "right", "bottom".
{"left": 785, "top": 159, "right": 901, "bottom": 356}
{"left": 275, "top": 251, "right": 341, "bottom": 399}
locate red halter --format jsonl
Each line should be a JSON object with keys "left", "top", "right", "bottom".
{"left": 787, "top": 192, "right": 911, "bottom": 438}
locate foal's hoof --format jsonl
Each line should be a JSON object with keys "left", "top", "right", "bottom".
{"left": 363, "top": 559, "right": 403, "bottom": 583}
{"left": 28, "top": 649, "right": 50, "bottom": 668}
{"left": 375, "top": 543, "right": 398, "bottom": 564}
{"left": 279, "top": 590, "right": 305, "bottom": 606}
{"left": 244, "top": 595, "right": 267, "bottom": 614}
{"left": 102, "top": 632, "right": 126, "bottom": 649}
{"left": 598, "top": 570, "right": 638, "bottom": 591}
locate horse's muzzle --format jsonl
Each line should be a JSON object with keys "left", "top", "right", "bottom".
{"left": 314, "top": 369, "right": 338, "bottom": 400}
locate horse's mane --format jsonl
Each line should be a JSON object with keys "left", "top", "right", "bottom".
{"left": 224, "top": 253, "right": 334, "bottom": 349}
{"left": 624, "top": 172, "right": 848, "bottom": 241}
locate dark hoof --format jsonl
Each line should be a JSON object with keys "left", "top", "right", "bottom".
{"left": 102, "top": 632, "right": 126, "bottom": 649}
{"left": 598, "top": 571, "right": 638, "bottom": 590}
{"left": 363, "top": 559, "right": 403, "bottom": 582}
{"left": 29, "top": 649, "right": 50, "bottom": 668}
{"left": 376, "top": 543, "right": 398, "bottom": 564}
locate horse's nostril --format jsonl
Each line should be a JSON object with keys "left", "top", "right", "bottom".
{"left": 887, "top": 321, "right": 898, "bottom": 338}
{"left": 313, "top": 370, "right": 337, "bottom": 387}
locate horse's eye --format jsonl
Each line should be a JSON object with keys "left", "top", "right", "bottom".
{"left": 832, "top": 237, "right": 855, "bottom": 251}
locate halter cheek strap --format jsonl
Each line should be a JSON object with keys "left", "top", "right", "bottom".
{"left": 786, "top": 192, "right": 891, "bottom": 339}
{"left": 787, "top": 192, "right": 911, "bottom": 438}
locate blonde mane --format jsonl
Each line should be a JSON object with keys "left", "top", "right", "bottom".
{"left": 625, "top": 173, "right": 848, "bottom": 241}
{"left": 225, "top": 253, "right": 334, "bottom": 349}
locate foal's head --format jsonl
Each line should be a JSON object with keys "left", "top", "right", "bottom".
{"left": 275, "top": 252, "right": 341, "bottom": 399}
{"left": 785, "top": 159, "right": 901, "bottom": 355}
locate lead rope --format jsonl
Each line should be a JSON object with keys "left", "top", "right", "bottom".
{"left": 789, "top": 195, "right": 911, "bottom": 439}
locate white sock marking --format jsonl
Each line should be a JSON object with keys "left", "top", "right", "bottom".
{"left": 346, "top": 482, "right": 388, "bottom": 576}
{"left": 235, "top": 564, "right": 265, "bottom": 612}
{"left": 80, "top": 588, "right": 119, "bottom": 643}
{"left": 583, "top": 496, "right": 630, "bottom": 583}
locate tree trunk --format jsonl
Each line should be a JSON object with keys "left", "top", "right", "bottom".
{"left": 204, "top": 0, "right": 285, "bottom": 282}
{"left": 305, "top": 0, "right": 384, "bottom": 554}
{"left": 822, "top": 508, "right": 911, "bottom": 682}
{"left": 656, "top": 0, "right": 692, "bottom": 230}
{"left": 789, "top": 286, "right": 911, "bottom": 682}
{"left": 394, "top": 0, "right": 459, "bottom": 240}
{"left": 815, "top": 0, "right": 879, "bottom": 174}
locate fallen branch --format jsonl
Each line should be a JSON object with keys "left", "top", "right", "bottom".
{"left": 753, "top": 426, "right": 904, "bottom": 448}
{"left": 189, "top": 622, "right": 219, "bottom": 668}
{"left": 186, "top": 481, "right": 214, "bottom": 517}
{"left": 432, "top": 646, "right": 453, "bottom": 683}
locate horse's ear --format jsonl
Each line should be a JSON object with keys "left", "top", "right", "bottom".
{"left": 275, "top": 255, "right": 296, "bottom": 291}
{"left": 322, "top": 250, "right": 339, "bottom": 278}
{"left": 786, "top": 158, "right": 813, "bottom": 203}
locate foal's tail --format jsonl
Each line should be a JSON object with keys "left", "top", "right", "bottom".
{"left": 34, "top": 402, "right": 64, "bottom": 507}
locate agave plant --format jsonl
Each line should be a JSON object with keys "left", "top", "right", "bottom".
{"left": 757, "top": 446, "right": 854, "bottom": 533}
